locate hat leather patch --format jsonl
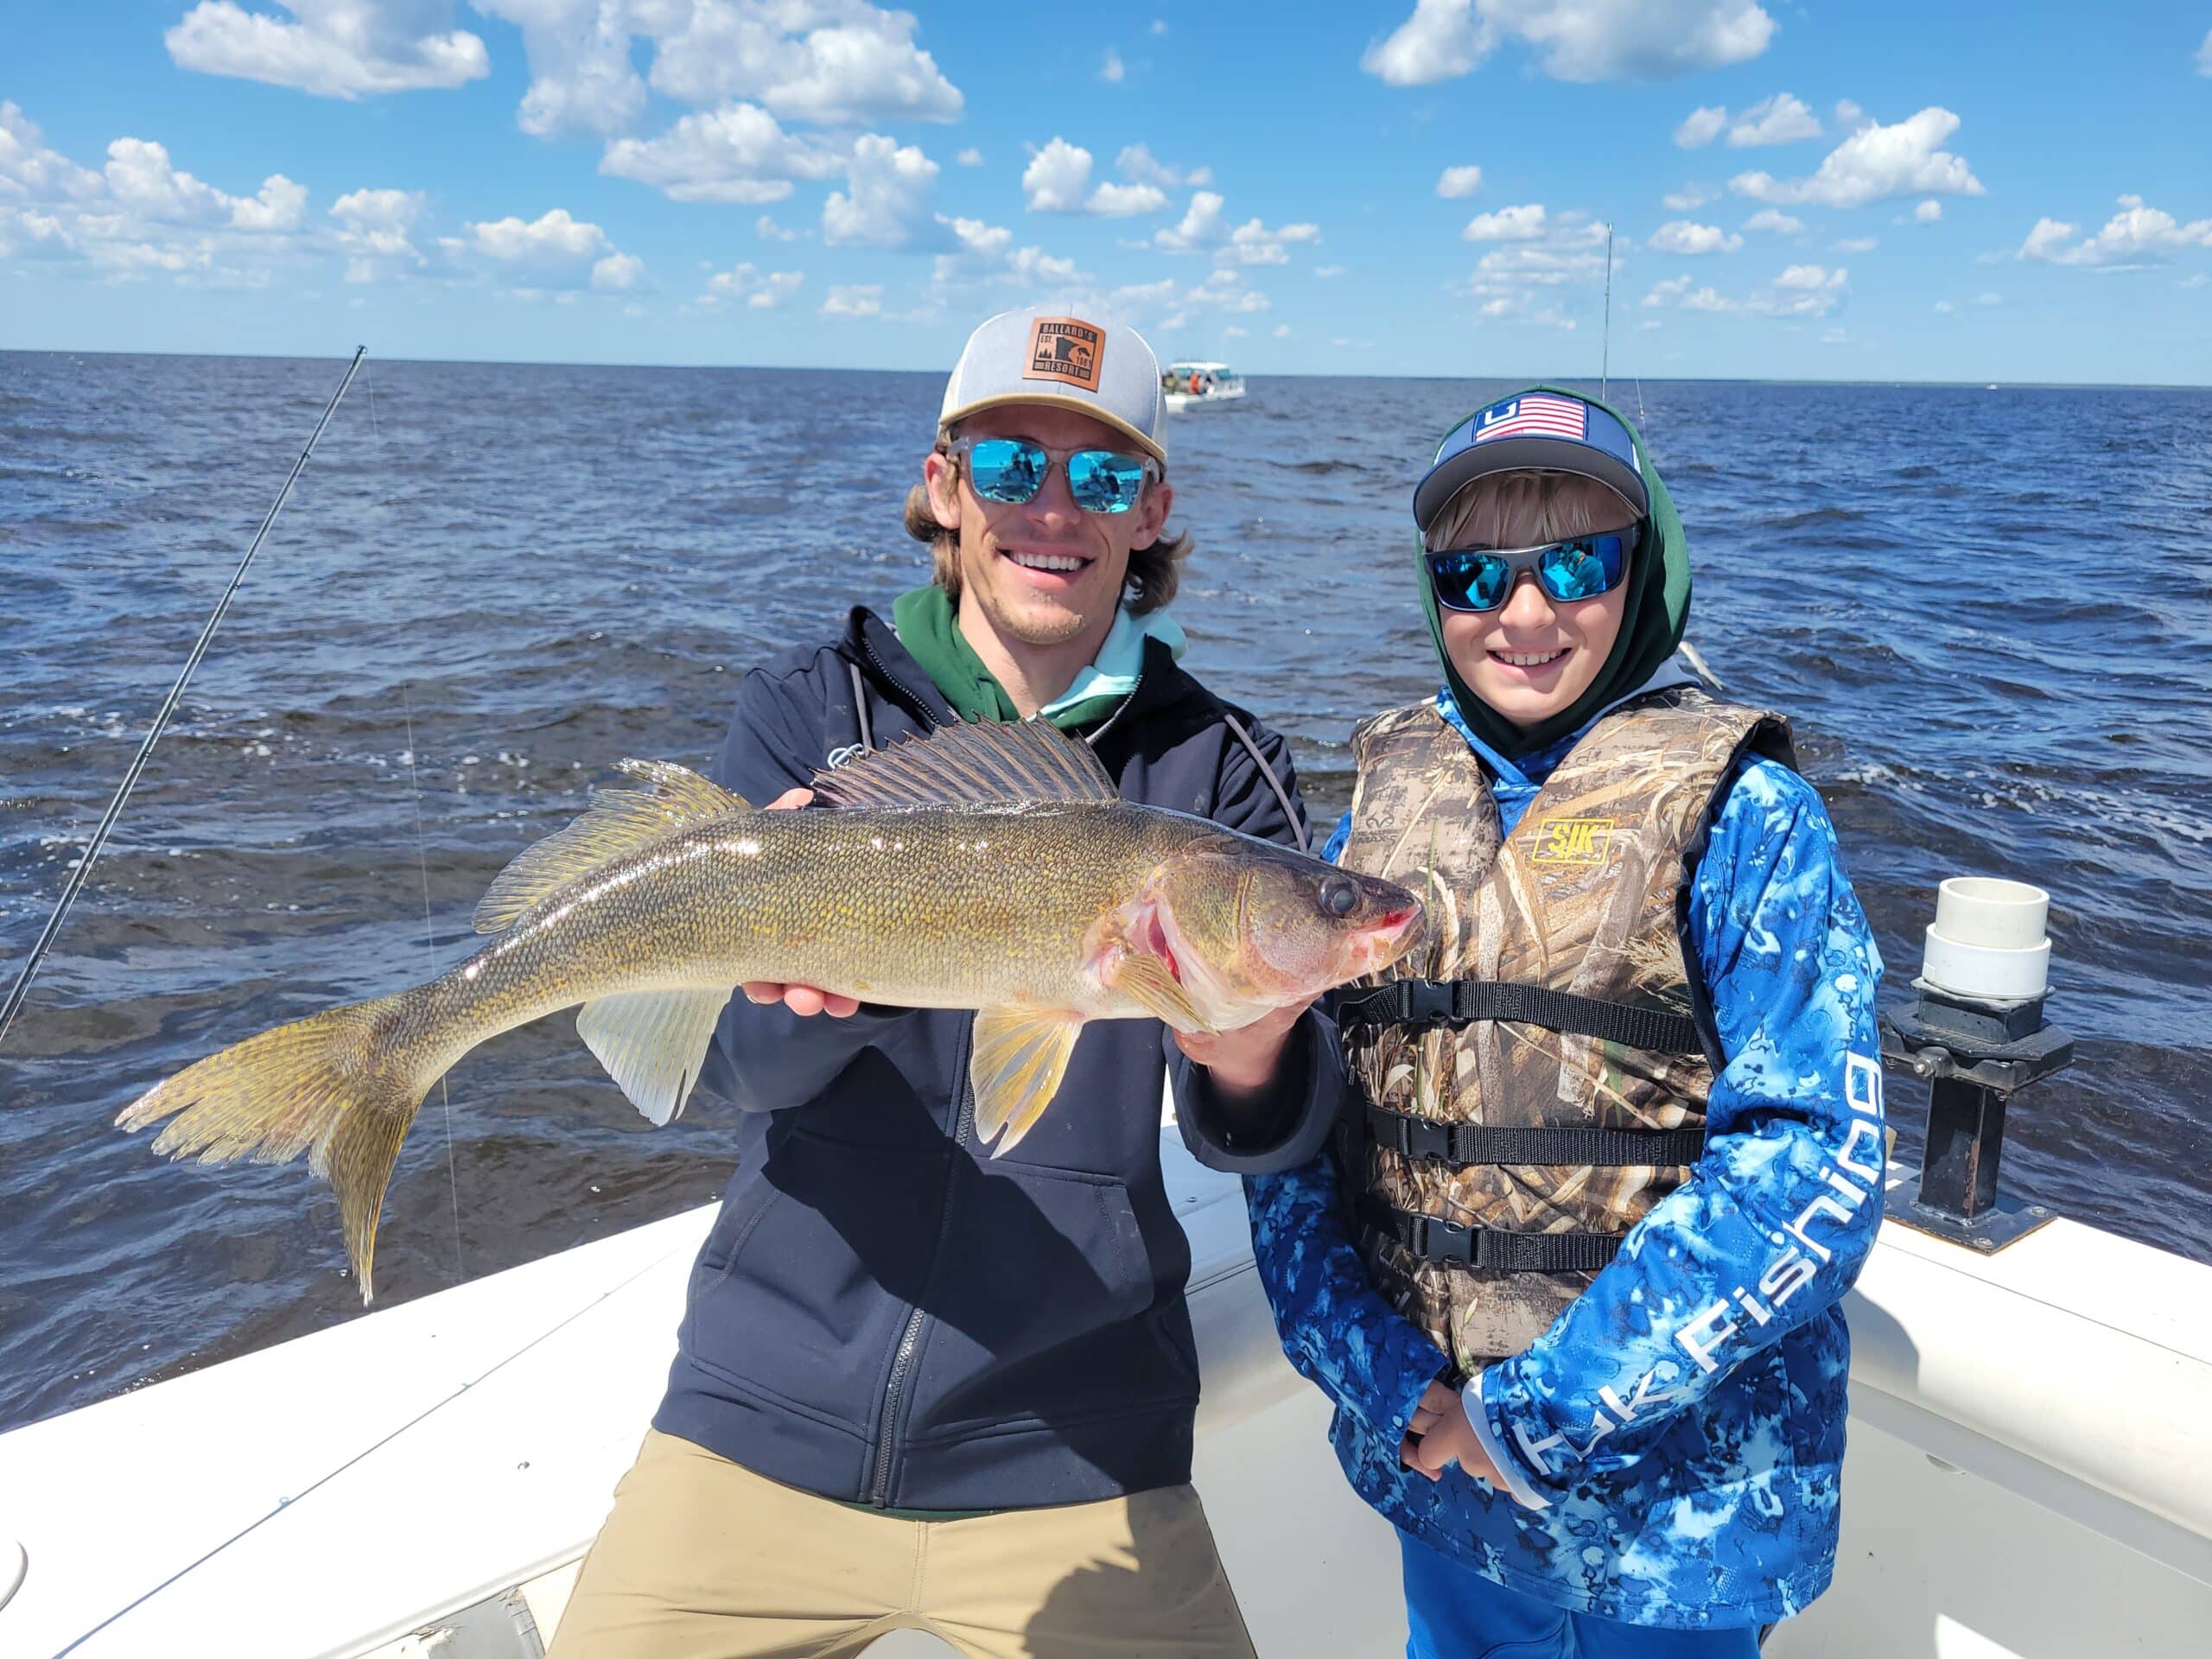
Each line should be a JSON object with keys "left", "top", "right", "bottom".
{"left": 1024, "top": 316, "right": 1104, "bottom": 391}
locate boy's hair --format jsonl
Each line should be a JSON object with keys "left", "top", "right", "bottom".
{"left": 901, "top": 431, "right": 1192, "bottom": 615}
{"left": 1422, "top": 469, "right": 1638, "bottom": 552}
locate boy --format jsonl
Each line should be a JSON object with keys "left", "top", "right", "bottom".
{"left": 1247, "top": 388, "right": 1886, "bottom": 1655}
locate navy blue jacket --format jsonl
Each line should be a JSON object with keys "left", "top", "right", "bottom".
{"left": 654, "top": 606, "right": 1337, "bottom": 1510}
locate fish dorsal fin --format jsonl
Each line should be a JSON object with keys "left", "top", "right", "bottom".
{"left": 810, "top": 718, "right": 1120, "bottom": 810}
{"left": 472, "top": 760, "right": 750, "bottom": 934}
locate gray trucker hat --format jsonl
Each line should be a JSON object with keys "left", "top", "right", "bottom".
{"left": 938, "top": 305, "right": 1167, "bottom": 463}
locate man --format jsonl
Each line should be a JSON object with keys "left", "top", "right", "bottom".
{"left": 550, "top": 306, "right": 1337, "bottom": 1658}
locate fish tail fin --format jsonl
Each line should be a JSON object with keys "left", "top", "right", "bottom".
{"left": 116, "top": 988, "right": 442, "bottom": 1304}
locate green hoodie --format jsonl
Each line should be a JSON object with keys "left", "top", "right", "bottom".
{"left": 1417, "top": 385, "right": 1693, "bottom": 760}
{"left": 890, "top": 582, "right": 1187, "bottom": 731}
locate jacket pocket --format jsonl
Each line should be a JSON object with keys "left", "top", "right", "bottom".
{"left": 906, "top": 1159, "right": 1193, "bottom": 1437}
{"left": 681, "top": 1125, "right": 949, "bottom": 1429}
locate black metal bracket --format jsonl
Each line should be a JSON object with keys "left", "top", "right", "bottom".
{"left": 1878, "top": 986, "right": 2074, "bottom": 1255}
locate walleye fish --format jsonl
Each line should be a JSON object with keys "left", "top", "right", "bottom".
{"left": 118, "top": 717, "right": 1422, "bottom": 1300}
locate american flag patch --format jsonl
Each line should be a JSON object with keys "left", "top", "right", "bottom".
{"left": 1471, "top": 393, "right": 1587, "bottom": 444}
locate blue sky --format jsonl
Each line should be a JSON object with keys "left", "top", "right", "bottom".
{"left": 3, "top": 1, "right": 2209, "bottom": 382}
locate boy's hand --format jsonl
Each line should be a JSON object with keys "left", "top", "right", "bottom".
{"left": 741, "top": 788, "right": 861, "bottom": 1018}
{"left": 1402, "top": 1380, "right": 1526, "bottom": 1503}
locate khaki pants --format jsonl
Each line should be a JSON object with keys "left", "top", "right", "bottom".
{"left": 547, "top": 1430, "right": 1258, "bottom": 1659}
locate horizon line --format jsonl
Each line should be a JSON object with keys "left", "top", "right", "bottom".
{"left": 3, "top": 343, "right": 2209, "bottom": 395}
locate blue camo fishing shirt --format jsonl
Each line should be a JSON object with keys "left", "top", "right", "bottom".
{"left": 1257, "top": 689, "right": 1886, "bottom": 1629}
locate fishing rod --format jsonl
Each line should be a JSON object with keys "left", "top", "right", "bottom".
{"left": 0, "top": 346, "right": 367, "bottom": 1053}
{"left": 1600, "top": 222, "right": 1614, "bottom": 402}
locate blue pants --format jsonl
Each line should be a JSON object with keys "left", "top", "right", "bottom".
{"left": 1400, "top": 1530, "right": 1762, "bottom": 1659}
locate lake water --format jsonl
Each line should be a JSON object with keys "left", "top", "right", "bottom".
{"left": 2, "top": 351, "right": 2207, "bottom": 1433}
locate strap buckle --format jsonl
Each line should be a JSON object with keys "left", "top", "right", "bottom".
{"left": 1421, "top": 1215, "right": 1473, "bottom": 1262}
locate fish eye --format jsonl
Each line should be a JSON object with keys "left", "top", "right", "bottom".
{"left": 1319, "top": 876, "right": 1358, "bottom": 918}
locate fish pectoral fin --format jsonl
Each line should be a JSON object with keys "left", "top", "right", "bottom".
{"left": 575, "top": 988, "right": 730, "bottom": 1128}
{"left": 1109, "top": 950, "right": 1213, "bottom": 1035}
{"left": 969, "top": 1007, "right": 1086, "bottom": 1155}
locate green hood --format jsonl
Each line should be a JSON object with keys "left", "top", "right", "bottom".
{"left": 1416, "top": 384, "right": 1693, "bottom": 760}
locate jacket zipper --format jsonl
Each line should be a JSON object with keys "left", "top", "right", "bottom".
{"left": 858, "top": 636, "right": 942, "bottom": 734}
{"left": 867, "top": 1021, "right": 975, "bottom": 1505}
{"left": 855, "top": 631, "right": 1137, "bottom": 1505}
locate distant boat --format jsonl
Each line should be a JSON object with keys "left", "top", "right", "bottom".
{"left": 1164, "top": 360, "right": 1247, "bottom": 412}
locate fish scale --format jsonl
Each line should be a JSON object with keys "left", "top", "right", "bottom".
{"left": 116, "top": 717, "right": 1424, "bottom": 1302}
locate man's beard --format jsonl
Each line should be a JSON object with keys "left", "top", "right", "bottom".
{"left": 968, "top": 543, "right": 1114, "bottom": 647}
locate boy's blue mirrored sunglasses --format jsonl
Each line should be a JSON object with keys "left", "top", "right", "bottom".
{"left": 956, "top": 435, "right": 1160, "bottom": 516}
{"left": 1425, "top": 528, "right": 1637, "bottom": 613}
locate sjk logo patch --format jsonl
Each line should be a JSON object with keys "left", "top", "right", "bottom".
{"left": 1025, "top": 316, "right": 1104, "bottom": 390}
{"left": 1529, "top": 817, "right": 1616, "bottom": 866}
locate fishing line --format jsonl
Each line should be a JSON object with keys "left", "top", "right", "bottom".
{"left": 0, "top": 346, "right": 366, "bottom": 1054}
{"left": 369, "top": 358, "right": 467, "bottom": 1288}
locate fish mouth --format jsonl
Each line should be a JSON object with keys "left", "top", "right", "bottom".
{"left": 1354, "top": 900, "right": 1426, "bottom": 974}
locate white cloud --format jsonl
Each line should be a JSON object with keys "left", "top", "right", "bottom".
{"left": 1643, "top": 260, "right": 1847, "bottom": 315}
{"left": 1020, "top": 138, "right": 1172, "bottom": 217}
{"left": 445, "top": 205, "right": 645, "bottom": 291}
{"left": 1833, "top": 234, "right": 1878, "bottom": 252}
{"left": 329, "top": 185, "right": 423, "bottom": 279}
{"left": 956, "top": 147, "right": 983, "bottom": 166}
{"left": 0, "top": 104, "right": 320, "bottom": 285}
{"left": 600, "top": 102, "right": 841, "bottom": 204}
{"left": 1314, "top": 264, "right": 1346, "bottom": 276}
{"left": 1742, "top": 207, "right": 1803, "bottom": 234}
{"left": 1274, "top": 322, "right": 1291, "bottom": 337}
{"left": 1179, "top": 267, "right": 1271, "bottom": 311}
{"left": 0, "top": 103, "right": 104, "bottom": 201}
{"left": 2197, "top": 29, "right": 2212, "bottom": 75}
{"left": 1649, "top": 219, "right": 1741, "bottom": 254}
{"left": 630, "top": 0, "right": 962, "bottom": 126}
{"left": 1834, "top": 99, "right": 1864, "bottom": 125}
{"left": 1223, "top": 324, "right": 1249, "bottom": 338}
{"left": 1662, "top": 184, "right": 1714, "bottom": 211}
{"left": 1675, "top": 105, "right": 1726, "bottom": 148}
{"left": 820, "top": 282, "right": 882, "bottom": 317}
{"left": 1022, "top": 137, "right": 1091, "bottom": 212}
{"left": 1460, "top": 208, "right": 1609, "bottom": 320}
{"left": 1224, "top": 216, "right": 1320, "bottom": 265}
{"left": 591, "top": 251, "right": 645, "bottom": 289}
{"left": 1974, "top": 290, "right": 2001, "bottom": 305}
{"left": 1151, "top": 18, "right": 1167, "bottom": 35}
{"left": 1727, "top": 92, "right": 1820, "bottom": 147}
{"left": 1437, "top": 164, "right": 1484, "bottom": 198}
{"left": 1365, "top": 0, "right": 1776, "bottom": 87}
{"left": 2018, "top": 194, "right": 2212, "bottom": 266}
{"left": 1913, "top": 199, "right": 1942, "bottom": 225}
{"left": 461, "top": 0, "right": 964, "bottom": 140}
{"left": 822, "top": 133, "right": 938, "bottom": 246}
{"left": 1732, "top": 107, "right": 1983, "bottom": 209}
{"left": 1117, "top": 143, "right": 1211, "bottom": 188}
{"left": 1100, "top": 50, "right": 1126, "bottom": 83}
{"left": 703, "top": 260, "right": 804, "bottom": 307}
{"left": 457, "top": 206, "right": 607, "bottom": 262}
{"left": 1086, "top": 181, "right": 1168, "bottom": 216}
{"left": 1933, "top": 299, "right": 1954, "bottom": 314}
{"left": 755, "top": 213, "right": 798, "bottom": 240}
{"left": 1463, "top": 202, "right": 1548, "bottom": 241}
{"left": 99, "top": 137, "right": 308, "bottom": 233}
{"left": 1154, "top": 189, "right": 1224, "bottom": 251}
{"left": 165, "top": 0, "right": 488, "bottom": 99}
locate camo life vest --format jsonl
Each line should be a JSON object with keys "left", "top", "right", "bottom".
{"left": 1334, "top": 687, "right": 1793, "bottom": 1374}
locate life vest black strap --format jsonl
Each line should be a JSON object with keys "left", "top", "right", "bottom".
{"left": 1365, "top": 1106, "right": 1707, "bottom": 1168}
{"left": 1359, "top": 1198, "right": 1624, "bottom": 1273}
{"left": 1332, "top": 978, "right": 1706, "bottom": 1056}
